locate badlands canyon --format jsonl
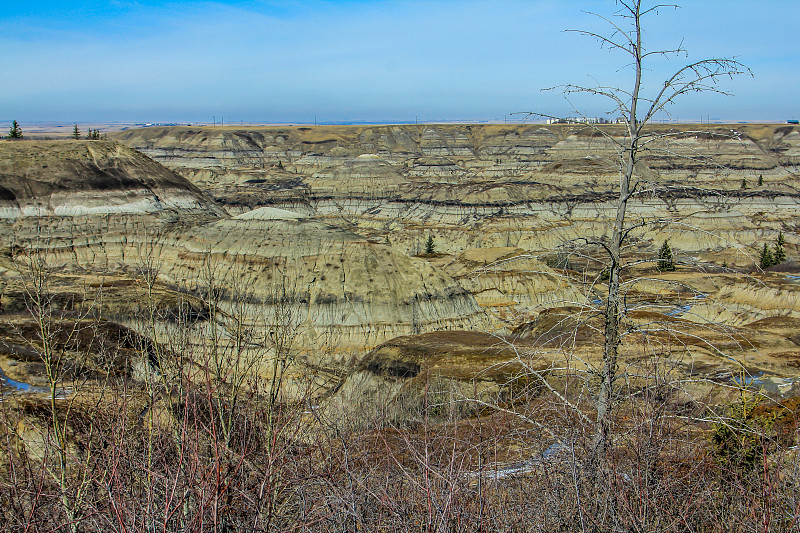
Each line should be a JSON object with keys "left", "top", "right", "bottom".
{"left": 3, "top": 122, "right": 800, "bottom": 530}
{"left": 2, "top": 123, "right": 800, "bottom": 399}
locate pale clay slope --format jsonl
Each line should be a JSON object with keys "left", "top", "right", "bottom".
{"left": 114, "top": 124, "right": 800, "bottom": 328}
{"left": 0, "top": 140, "right": 224, "bottom": 219}
{"left": 114, "top": 124, "right": 800, "bottom": 256}
{"left": 0, "top": 140, "right": 491, "bottom": 367}
{"left": 113, "top": 125, "right": 800, "bottom": 402}
{"left": 156, "top": 216, "right": 489, "bottom": 363}
{"left": 4, "top": 128, "right": 800, "bottom": 395}
{"left": 234, "top": 206, "right": 305, "bottom": 220}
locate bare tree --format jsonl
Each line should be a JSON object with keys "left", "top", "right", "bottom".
{"left": 195, "top": 252, "right": 304, "bottom": 448}
{"left": 549, "top": 1, "right": 750, "bottom": 456}
{"left": 12, "top": 235, "right": 101, "bottom": 533}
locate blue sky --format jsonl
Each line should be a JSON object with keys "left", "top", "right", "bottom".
{"left": 2, "top": 1, "right": 798, "bottom": 123}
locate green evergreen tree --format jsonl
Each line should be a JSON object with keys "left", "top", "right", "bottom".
{"left": 774, "top": 231, "right": 786, "bottom": 265}
{"left": 424, "top": 235, "right": 436, "bottom": 255}
{"left": 740, "top": 178, "right": 747, "bottom": 189}
{"left": 711, "top": 392, "right": 775, "bottom": 472}
{"left": 758, "top": 174, "right": 763, "bottom": 186}
{"left": 657, "top": 239, "right": 676, "bottom": 272}
{"left": 72, "top": 124, "right": 80, "bottom": 139}
{"left": 759, "top": 242, "right": 774, "bottom": 269}
{"left": 7, "top": 120, "right": 22, "bottom": 139}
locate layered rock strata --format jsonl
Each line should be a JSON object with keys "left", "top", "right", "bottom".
{"left": 114, "top": 124, "right": 800, "bottom": 318}
{"left": 0, "top": 141, "right": 490, "bottom": 370}
{"left": 0, "top": 141, "right": 224, "bottom": 218}
{"left": 109, "top": 125, "right": 800, "bottom": 388}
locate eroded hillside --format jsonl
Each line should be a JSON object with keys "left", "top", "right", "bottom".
{"left": 2, "top": 128, "right": 800, "bottom": 533}
{"left": 0, "top": 141, "right": 490, "bottom": 398}
{"left": 3, "top": 127, "right": 800, "bottom": 399}
{"left": 114, "top": 124, "right": 800, "bottom": 318}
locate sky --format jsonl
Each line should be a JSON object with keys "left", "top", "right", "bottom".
{"left": 2, "top": 0, "right": 798, "bottom": 124}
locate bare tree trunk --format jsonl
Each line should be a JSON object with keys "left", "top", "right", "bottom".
{"left": 594, "top": 9, "right": 641, "bottom": 456}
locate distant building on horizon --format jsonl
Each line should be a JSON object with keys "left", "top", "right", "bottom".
{"left": 546, "top": 116, "right": 624, "bottom": 125}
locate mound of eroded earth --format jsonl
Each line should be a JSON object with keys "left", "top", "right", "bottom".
{"left": 0, "top": 140, "right": 491, "bottom": 396}
{"left": 108, "top": 125, "right": 800, "bottom": 395}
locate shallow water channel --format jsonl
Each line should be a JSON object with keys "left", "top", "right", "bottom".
{"left": 0, "top": 365, "right": 48, "bottom": 394}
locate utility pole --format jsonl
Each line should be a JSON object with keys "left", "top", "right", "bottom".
{"left": 213, "top": 115, "right": 216, "bottom": 127}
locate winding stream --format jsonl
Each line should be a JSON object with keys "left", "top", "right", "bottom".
{"left": 0, "top": 365, "right": 48, "bottom": 394}
{"left": 465, "top": 442, "right": 569, "bottom": 480}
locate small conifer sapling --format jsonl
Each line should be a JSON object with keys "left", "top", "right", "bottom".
{"left": 7, "top": 120, "right": 22, "bottom": 139}
{"left": 774, "top": 231, "right": 786, "bottom": 265}
{"left": 424, "top": 235, "right": 436, "bottom": 255}
{"left": 657, "top": 239, "right": 676, "bottom": 272}
{"left": 759, "top": 243, "right": 774, "bottom": 269}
